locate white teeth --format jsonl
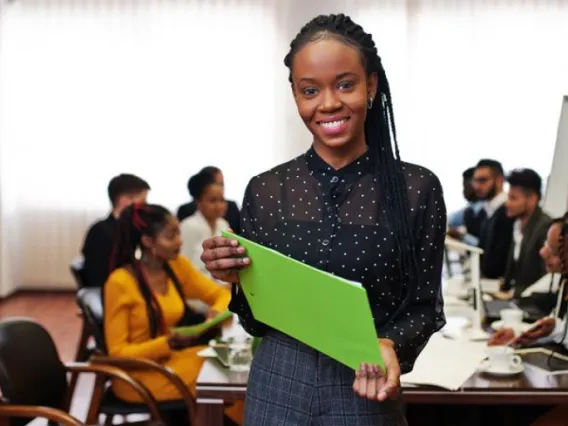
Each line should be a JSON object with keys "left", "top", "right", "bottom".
{"left": 321, "top": 119, "right": 346, "bottom": 128}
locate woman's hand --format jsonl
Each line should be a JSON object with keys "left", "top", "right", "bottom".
{"left": 487, "top": 328, "right": 515, "bottom": 346}
{"left": 201, "top": 236, "right": 250, "bottom": 283}
{"left": 167, "top": 333, "right": 198, "bottom": 350}
{"left": 514, "top": 317, "right": 556, "bottom": 346}
{"left": 206, "top": 310, "right": 220, "bottom": 320}
{"left": 353, "top": 339, "right": 400, "bottom": 402}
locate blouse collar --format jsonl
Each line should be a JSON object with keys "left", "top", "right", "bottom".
{"left": 304, "top": 145, "right": 372, "bottom": 178}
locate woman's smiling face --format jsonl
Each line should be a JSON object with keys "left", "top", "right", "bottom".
{"left": 290, "top": 37, "right": 377, "bottom": 155}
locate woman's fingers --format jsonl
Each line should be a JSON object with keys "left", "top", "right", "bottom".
{"left": 365, "top": 364, "right": 379, "bottom": 400}
{"left": 353, "top": 364, "right": 367, "bottom": 397}
{"left": 488, "top": 328, "right": 514, "bottom": 346}
{"left": 200, "top": 237, "right": 250, "bottom": 283}
{"left": 206, "top": 255, "right": 250, "bottom": 271}
{"left": 201, "top": 245, "right": 246, "bottom": 262}
{"left": 353, "top": 364, "right": 392, "bottom": 401}
{"left": 202, "top": 236, "right": 238, "bottom": 250}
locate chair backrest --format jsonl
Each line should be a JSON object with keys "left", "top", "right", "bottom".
{"left": 76, "top": 288, "right": 106, "bottom": 353}
{"left": 0, "top": 318, "right": 68, "bottom": 419}
{"left": 70, "top": 256, "right": 87, "bottom": 289}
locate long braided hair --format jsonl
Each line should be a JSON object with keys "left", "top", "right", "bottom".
{"left": 284, "top": 14, "right": 419, "bottom": 312}
{"left": 109, "top": 202, "right": 179, "bottom": 338}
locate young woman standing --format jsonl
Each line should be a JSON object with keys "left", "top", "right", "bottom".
{"left": 202, "top": 14, "right": 447, "bottom": 425}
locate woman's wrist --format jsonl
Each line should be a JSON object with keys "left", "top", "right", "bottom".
{"left": 379, "top": 338, "right": 395, "bottom": 349}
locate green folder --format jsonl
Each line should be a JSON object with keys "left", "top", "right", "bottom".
{"left": 222, "top": 231, "right": 384, "bottom": 370}
{"left": 170, "top": 310, "right": 232, "bottom": 337}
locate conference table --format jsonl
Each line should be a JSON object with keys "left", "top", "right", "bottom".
{"left": 195, "top": 355, "right": 568, "bottom": 426}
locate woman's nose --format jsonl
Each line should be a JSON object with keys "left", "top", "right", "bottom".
{"left": 319, "top": 88, "right": 341, "bottom": 111}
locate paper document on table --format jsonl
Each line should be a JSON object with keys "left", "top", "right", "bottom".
{"left": 480, "top": 278, "right": 501, "bottom": 293}
{"left": 401, "top": 334, "right": 486, "bottom": 390}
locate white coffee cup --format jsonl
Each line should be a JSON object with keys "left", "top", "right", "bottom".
{"left": 500, "top": 308, "right": 524, "bottom": 328}
{"left": 485, "top": 346, "right": 522, "bottom": 371}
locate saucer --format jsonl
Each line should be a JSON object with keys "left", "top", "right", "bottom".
{"left": 490, "top": 320, "right": 532, "bottom": 333}
{"left": 478, "top": 359, "right": 525, "bottom": 377}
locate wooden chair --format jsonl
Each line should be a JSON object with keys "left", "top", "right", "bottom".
{"left": 69, "top": 257, "right": 97, "bottom": 396}
{"left": 76, "top": 288, "right": 196, "bottom": 425}
{"left": 0, "top": 317, "right": 164, "bottom": 426}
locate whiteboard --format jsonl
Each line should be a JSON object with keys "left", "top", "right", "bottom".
{"left": 543, "top": 96, "right": 568, "bottom": 217}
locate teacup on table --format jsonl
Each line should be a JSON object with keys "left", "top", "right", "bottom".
{"left": 482, "top": 346, "right": 523, "bottom": 373}
{"left": 500, "top": 308, "right": 524, "bottom": 328}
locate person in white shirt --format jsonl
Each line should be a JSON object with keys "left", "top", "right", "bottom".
{"left": 180, "top": 170, "right": 230, "bottom": 278}
{"left": 488, "top": 214, "right": 567, "bottom": 346}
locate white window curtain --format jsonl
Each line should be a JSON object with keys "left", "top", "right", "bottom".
{"left": 1, "top": 0, "right": 568, "bottom": 294}
{"left": 0, "top": 0, "right": 288, "bottom": 294}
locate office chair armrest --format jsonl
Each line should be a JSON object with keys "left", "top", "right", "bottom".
{"left": 90, "top": 355, "right": 195, "bottom": 423}
{"left": 64, "top": 362, "right": 162, "bottom": 422}
{"left": 0, "top": 404, "right": 84, "bottom": 426}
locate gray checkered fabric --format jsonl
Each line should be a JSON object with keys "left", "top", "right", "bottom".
{"left": 244, "top": 331, "right": 407, "bottom": 426}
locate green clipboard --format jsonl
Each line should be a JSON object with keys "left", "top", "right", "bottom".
{"left": 222, "top": 231, "right": 383, "bottom": 370}
{"left": 170, "top": 310, "right": 232, "bottom": 337}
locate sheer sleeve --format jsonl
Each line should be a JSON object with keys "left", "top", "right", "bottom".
{"left": 228, "top": 179, "right": 270, "bottom": 336}
{"left": 379, "top": 172, "right": 447, "bottom": 373}
{"left": 173, "top": 256, "right": 231, "bottom": 313}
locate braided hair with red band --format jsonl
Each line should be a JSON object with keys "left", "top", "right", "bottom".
{"left": 109, "top": 202, "right": 175, "bottom": 338}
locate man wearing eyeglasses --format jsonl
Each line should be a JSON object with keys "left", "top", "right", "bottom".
{"left": 472, "top": 159, "right": 515, "bottom": 279}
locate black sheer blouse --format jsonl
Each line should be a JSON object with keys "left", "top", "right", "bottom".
{"left": 229, "top": 147, "right": 447, "bottom": 373}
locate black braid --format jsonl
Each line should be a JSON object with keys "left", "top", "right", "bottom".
{"left": 109, "top": 203, "right": 172, "bottom": 338}
{"left": 285, "top": 14, "right": 419, "bottom": 313}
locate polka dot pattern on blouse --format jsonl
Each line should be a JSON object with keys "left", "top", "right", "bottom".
{"left": 228, "top": 147, "right": 447, "bottom": 373}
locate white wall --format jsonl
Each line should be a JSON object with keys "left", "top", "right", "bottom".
{"left": 543, "top": 96, "right": 568, "bottom": 217}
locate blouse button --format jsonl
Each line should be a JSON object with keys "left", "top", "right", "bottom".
{"left": 330, "top": 176, "right": 339, "bottom": 183}
{"left": 322, "top": 239, "right": 330, "bottom": 246}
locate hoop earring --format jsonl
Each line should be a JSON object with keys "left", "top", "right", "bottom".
{"left": 367, "top": 97, "right": 374, "bottom": 110}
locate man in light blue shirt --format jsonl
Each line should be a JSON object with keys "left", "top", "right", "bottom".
{"left": 447, "top": 167, "right": 484, "bottom": 246}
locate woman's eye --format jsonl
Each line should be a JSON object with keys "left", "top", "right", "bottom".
{"left": 338, "top": 81, "right": 354, "bottom": 90}
{"left": 302, "top": 87, "right": 318, "bottom": 96}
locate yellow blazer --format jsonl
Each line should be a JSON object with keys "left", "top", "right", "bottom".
{"left": 104, "top": 255, "right": 231, "bottom": 402}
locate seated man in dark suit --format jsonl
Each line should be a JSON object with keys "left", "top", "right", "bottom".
{"left": 177, "top": 166, "right": 241, "bottom": 234}
{"left": 81, "top": 174, "right": 150, "bottom": 288}
{"left": 499, "top": 168, "right": 552, "bottom": 299}
{"left": 473, "top": 159, "right": 515, "bottom": 279}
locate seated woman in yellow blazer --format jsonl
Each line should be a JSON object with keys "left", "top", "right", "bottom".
{"left": 104, "top": 202, "right": 242, "bottom": 425}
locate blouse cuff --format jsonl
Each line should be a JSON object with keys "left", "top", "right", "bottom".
{"left": 228, "top": 283, "right": 269, "bottom": 337}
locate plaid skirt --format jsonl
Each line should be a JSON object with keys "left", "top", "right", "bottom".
{"left": 244, "top": 330, "right": 407, "bottom": 426}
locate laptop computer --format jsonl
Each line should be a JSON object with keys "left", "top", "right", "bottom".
{"left": 483, "top": 298, "right": 548, "bottom": 322}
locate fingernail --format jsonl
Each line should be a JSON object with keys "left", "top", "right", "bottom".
{"left": 230, "top": 240, "right": 238, "bottom": 246}
{"left": 237, "top": 247, "right": 246, "bottom": 253}
{"left": 242, "top": 257, "right": 250, "bottom": 264}
{"left": 378, "top": 391, "right": 387, "bottom": 401}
